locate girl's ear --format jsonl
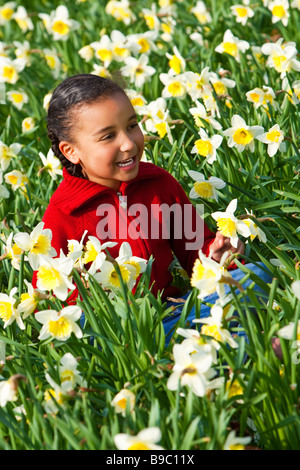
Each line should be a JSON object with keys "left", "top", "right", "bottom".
{"left": 59, "top": 141, "right": 80, "bottom": 164}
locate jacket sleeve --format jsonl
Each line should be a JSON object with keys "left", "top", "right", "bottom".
{"left": 167, "top": 174, "right": 216, "bottom": 276}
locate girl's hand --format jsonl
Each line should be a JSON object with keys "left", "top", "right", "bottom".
{"left": 209, "top": 231, "right": 245, "bottom": 264}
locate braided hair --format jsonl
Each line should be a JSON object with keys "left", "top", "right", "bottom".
{"left": 47, "top": 74, "right": 127, "bottom": 178}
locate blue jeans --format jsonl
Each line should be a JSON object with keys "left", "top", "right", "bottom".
{"left": 163, "top": 262, "right": 273, "bottom": 344}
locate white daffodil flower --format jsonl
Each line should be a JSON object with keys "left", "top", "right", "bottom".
{"left": 114, "top": 427, "right": 164, "bottom": 450}
{"left": 43, "top": 372, "right": 71, "bottom": 414}
{"left": 0, "top": 376, "right": 18, "bottom": 407}
{"left": 36, "top": 305, "right": 83, "bottom": 341}
{"left": 14, "top": 222, "right": 57, "bottom": 270}
{"left": 39, "top": 148, "right": 63, "bottom": 180}
{"left": 159, "top": 72, "right": 187, "bottom": 99}
{"left": 16, "top": 280, "right": 41, "bottom": 319}
{"left": 189, "top": 100, "right": 222, "bottom": 130}
{"left": 256, "top": 124, "right": 285, "bottom": 157}
{"left": 36, "top": 254, "right": 75, "bottom": 301}
{"left": 111, "top": 388, "right": 136, "bottom": 416}
{"left": 166, "top": 46, "right": 186, "bottom": 75}
{"left": 223, "top": 430, "right": 251, "bottom": 450}
{"left": 0, "top": 287, "right": 25, "bottom": 330}
{"left": 268, "top": 0, "right": 290, "bottom": 26}
{"left": 0, "top": 2, "right": 16, "bottom": 25}
{"left": 230, "top": 3, "right": 255, "bottom": 25}
{"left": 121, "top": 54, "right": 156, "bottom": 88}
{"left": 188, "top": 170, "right": 226, "bottom": 201}
{"left": 261, "top": 38, "right": 300, "bottom": 78}
{"left": 211, "top": 199, "right": 252, "bottom": 248}
{"left": 0, "top": 232, "right": 23, "bottom": 270}
{"left": 6, "top": 89, "right": 28, "bottom": 110}
{"left": 0, "top": 56, "right": 26, "bottom": 84}
{"left": 167, "top": 341, "right": 215, "bottom": 397}
{"left": 0, "top": 140, "right": 22, "bottom": 171}
{"left": 191, "top": 128, "right": 223, "bottom": 164}
{"left": 193, "top": 304, "right": 239, "bottom": 350}
{"left": 105, "top": 0, "right": 136, "bottom": 25}
{"left": 83, "top": 236, "right": 117, "bottom": 275}
{"left": 215, "top": 29, "right": 250, "bottom": 62}
{"left": 190, "top": 250, "right": 232, "bottom": 299}
{"left": 223, "top": 114, "right": 264, "bottom": 152}
{"left": 59, "top": 353, "right": 86, "bottom": 390}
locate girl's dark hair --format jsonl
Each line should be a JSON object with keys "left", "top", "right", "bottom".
{"left": 47, "top": 74, "right": 127, "bottom": 178}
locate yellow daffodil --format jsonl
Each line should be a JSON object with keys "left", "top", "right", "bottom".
{"left": 0, "top": 2, "right": 16, "bottom": 25}
{"left": 4, "top": 169, "right": 28, "bottom": 193}
{"left": 268, "top": 0, "right": 290, "bottom": 26}
{"left": 83, "top": 236, "right": 117, "bottom": 275}
{"left": 13, "top": 40, "right": 31, "bottom": 66}
{"left": 58, "top": 353, "right": 86, "bottom": 390}
{"left": 14, "top": 222, "right": 57, "bottom": 270}
{"left": 223, "top": 430, "right": 251, "bottom": 450}
{"left": 256, "top": 123, "right": 285, "bottom": 157}
{"left": 261, "top": 38, "right": 300, "bottom": 78}
{"left": 16, "top": 280, "right": 41, "bottom": 319}
{"left": 190, "top": 250, "right": 233, "bottom": 299}
{"left": 22, "top": 117, "right": 36, "bottom": 134}
{"left": 0, "top": 287, "right": 25, "bottom": 330}
{"left": 193, "top": 304, "right": 238, "bottom": 350}
{"left": 189, "top": 100, "right": 222, "bottom": 130}
{"left": 6, "top": 89, "right": 28, "bottom": 110}
{"left": 0, "top": 232, "right": 22, "bottom": 270}
{"left": 242, "top": 209, "right": 267, "bottom": 242}
{"left": 0, "top": 56, "right": 26, "bottom": 84}
{"left": 111, "top": 388, "right": 136, "bottom": 416}
{"left": 230, "top": 2, "right": 255, "bottom": 25}
{"left": 36, "top": 305, "right": 82, "bottom": 341}
{"left": 12, "top": 5, "right": 33, "bottom": 32}
{"left": 159, "top": 72, "right": 187, "bottom": 99}
{"left": 166, "top": 46, "right": 186, "bottom": 75}
{"left": 117, "top": 242, "right": 148, "bottom": 282}
{"left": 114, "top": 427, "right": 164, "bottom": 451}
{"left": 36, "top": 254, "right": 75, "bottom": 301}
{"left": 127, "top": 31, "right": 158, "bottom": 55}
{"left": 191, "top": 1, "right": 212, "bottom": 24}
{"left": 0, "top": 375, "right": 20, "bottom": 407}
{"left": 184, "top": 67, "right": 213, "bottom": 101}
{"left": 211, "top": 199, "right": 252, "bottom": 248}
{"left": 188, "top": 170, "right": 226, "bottom": 201}
{"left": 223, "top": 114, "right": 264, "bottom": 152}
{"left": 215, "top": 29, "right": 250, "bottom": 62}
{"left": 39, "top": 6, "right": 79, "bottom": 41}
{"left": 78, "top": 44, "right": 94, "bottom": 62}
{"left": 43, "top": 372, "right": 71, "bottom": 414}
{"left": 121, "top": 54, "right": 156, "bottom": 88}
{"left": 106, "top": 0, "right": 136, "bottom": 25}
{"left": 246, "top": 85, "right": 278, "bottom": 112}
{"left": 176, "top": 327, "right": 218, "bottom": 362}
{"left": 141, "top": 5, "right": 160, "bottom": 30}
{"left": 191, "top": 128, "right": 223, "bottom": 164}
{"left": 167, "top": 341, "right": 215, "bottom": 397}
{"left": 0, "top": 140, "right": 22, "bottom": 171}
{"left": 43, "top": 49, "right": 61, "bottom": 78}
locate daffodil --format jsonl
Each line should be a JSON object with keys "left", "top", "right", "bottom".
{"left": 0, "top": 375, "right": 19, "bottom": 407}
{"left": 121, "top": 54, "right": 156, "bottom": 88}
{"left": 117, "top": 242, "right": 148, "bottom": 283}
{"left": 82, "top": 236, "right": 117, "bottom": 275}
{"left": 12, "top": 5, "right": 33, "bottom": 32}
{"left": 223, "top": 114, "right": 264, "bottom": 152}
{"left": 4, "top": 169, "right": 28, "bottom": 192}
{"left": 246, "top": 85, "right": 278, "bottom": 112}
{"left": 256, "top": 123, "right": 285, "bottom": 157}
{"left": 167, "top": 341, "right": 215, "bottom": 397}
{"left": 90, "top": 35, "right": 113, "bottom": 67}
{"left": 142, "top": 97, "right": 174, "bottom": 142}
{"left": 210, "top": 71, "right": 236, "bottom": 97}
{"left": 193, "top": 304, "right": 238, "bottom": 350}
{"left": 191, "top": 128, "right": 223, "bottom": 164}
{"left": 189, "top": 100, "right": 222, "bottom": 130}
{"left": 114, "top": 427, "right": 164, "bottom": 450}
{"left": 14, "top": 222, "right": 57, "bottom": 270}
{"left": 0, "top": 2, "right": 16, "bottom": 25}
{"left": 40, "top": 6, "right": 79, "bottom": 41}
{"left": 21, "top": 117, "right": 36, "bottom": 134}
{"left": 268, "top": 0, "right": 290, "bottom": 26}
{"left": 261, "top": 38, "right": 300, "bottom": 78}
{"left": 0, "top": 171, "right": 9, "bottom": 199}
{"left": 105, "top": 0, "right": 136, "bottom": 25}
{"left": 126, "top": 89, "right": 147, "bottom": 114}
{"left": 16, "top": 280, "right": 42, "bottom": 319}
{"left": 6, "top": 89, "right": 28, "bottom": 110}
{"left": 0, "top": 140, "right": 22, "bottom": 171}
{"left": 141, "top": 4, "right": 160, "bottom": 30}
{"left": 191, "top": 1, "right": 212, "bottom": 24}
{"left": 160, "top": 72, "right": 187, "bottom": 99}
{"left": 188, "top": 170, "right": 226, "bottom": 201}
{"left": 215, "top": 29, "right": 250, "bottom": 62}
{"left": 230, "top": 2, "right": 255, "bottom": 25}
{"left": 211, "top": 199, "right": 252, "bottom": 248}
{"left": 36, "top": 305, "right": 83, "bottom": 341}
{"left": 111, "top": 388, "right": 135, "bottom": 416}
{"left": 58, "top": 353, "right": 86, "bottom": 390}
{"left": 127, "top": 31, "right": 158, "bottom": 55}
{"left": 13, "top": 40, "right": 31, "bottom": 66}
{"left": 184, "top": 67, "right": 213, "bottom": 101}
{"left": 0, "top": 56, "right": 25, "bottom": 84}
{"left": 78, "top": 44, "right": 94, "bottom": 62}
{"left": 223, "top": 430, "right": 251, "bottom": 450}
{"left": 166, "top": 46, "right": 186, "bottom": 75}
{"left": 43, "top": 372, "right": 71, "bottom": 414}
{"left": 176, "top": 327, "right": 218, "bottom": 362}
{"left": 110, "top": 30, "right": 131, "bottom": 62}
{"left": 242, "top": 209, "right": 267, "bottom": 242}
{"left": 36, "top": 254, "right": 75, "bottom": 301}
{"left": 0, "top": 287, "right": 25, "bottom": 330}
{"left": 39, "top": 148, "right": 62, "bottom": 181}
{"left": 0, "top": 232, "right": 23, "bottom": 270}
{"left": 43, "top": 49, "right": 61, "bottom": 78}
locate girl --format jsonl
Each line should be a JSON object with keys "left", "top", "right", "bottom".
{"left": 40, "top": 74, "right": 271, "bottom": 339}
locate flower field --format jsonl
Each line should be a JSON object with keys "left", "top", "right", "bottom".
{"left": 0, "top": 0, "right": 300, "bottom": 451}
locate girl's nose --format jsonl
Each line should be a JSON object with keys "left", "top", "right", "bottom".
{"left": 119, "top": 132, "right": 136, "bottom": 153}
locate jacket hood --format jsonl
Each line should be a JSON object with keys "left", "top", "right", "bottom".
{"left": 50, "top": 161, "right": 167, "bottom": 215}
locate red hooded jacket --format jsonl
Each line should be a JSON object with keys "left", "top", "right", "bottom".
{"left": 39, "top": 162, "right": 216, "bottom": 300}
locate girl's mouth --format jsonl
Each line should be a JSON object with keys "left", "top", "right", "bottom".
{"left": 116, "top": 156, "right": 136, "bottom": 169}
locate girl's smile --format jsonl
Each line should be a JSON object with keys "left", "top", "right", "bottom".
{"left": 59, "top": 92, "right": 144, "bottom": 190}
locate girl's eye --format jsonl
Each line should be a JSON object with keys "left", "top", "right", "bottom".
{"left": 100, "top": 133, "right": 114, "bottom": 141}
{"left": 128, "top": 122, "right": 138, "bottom": 130}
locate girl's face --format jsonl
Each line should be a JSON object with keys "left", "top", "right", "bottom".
{"left": 60, "top": 92, "right": 145, "bottom": 190}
